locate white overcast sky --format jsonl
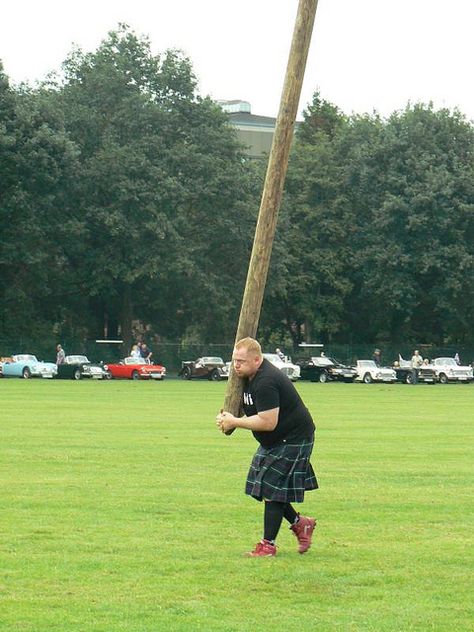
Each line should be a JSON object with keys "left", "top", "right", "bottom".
{"left": 1, "top": 0, "right": 473, "bottom": 120}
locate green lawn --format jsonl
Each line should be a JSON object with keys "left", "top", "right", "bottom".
{"left": 1, "top": 379, "right": 472, "bottom": 631}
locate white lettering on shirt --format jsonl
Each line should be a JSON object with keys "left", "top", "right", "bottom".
{"left": 243, "top": 392, "right": 253, "bottom": 406}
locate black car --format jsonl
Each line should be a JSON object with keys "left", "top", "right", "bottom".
{"left": 392, "top": 363, "right": 436, "bottom": 384}
{"left": 56, "top": 355, "right": 108, "bottom": 380}
{"left": 179, "top": 356, "right": 229, "bottom": 381}
{"left": 297, "top": 355, "right": 357, "bottom": 383}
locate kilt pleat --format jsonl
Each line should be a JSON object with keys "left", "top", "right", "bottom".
{"left": 245, "top": 436, "right": 318, "bottom": 503}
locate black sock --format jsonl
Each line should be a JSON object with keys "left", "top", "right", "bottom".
{"left": 283, "top": 503, "right": 298, "bottom": 524}
{"left": 263, "top": 501, "right": 286, "bottom": 542}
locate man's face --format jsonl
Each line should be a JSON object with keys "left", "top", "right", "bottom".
{"left": 232, "top": 346, "right": 261, "bottom": 378}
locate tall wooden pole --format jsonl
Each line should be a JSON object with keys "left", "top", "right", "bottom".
{"left": 223, "top": 0, "right": 319, "bottom": 419}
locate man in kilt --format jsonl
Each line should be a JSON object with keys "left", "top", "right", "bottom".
{"left": 217, "top": 337, "right": 318, "bottom": 557}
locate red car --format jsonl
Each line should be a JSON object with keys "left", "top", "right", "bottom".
{"left": 104, "top": 357, "right": 166, "bottom": 380}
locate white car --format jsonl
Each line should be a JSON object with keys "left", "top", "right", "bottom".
{"left": 432, "top": 357, "right": 473, "bottom": 383}
{"left": 355, "top": 360, "right": 396, "bottom": 384}
{"left": 263, "top": 353, "right": 301, "bottom": 381}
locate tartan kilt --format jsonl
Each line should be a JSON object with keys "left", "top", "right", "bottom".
{"left": 245, "top": 436, "right": 318, "bottom": 503}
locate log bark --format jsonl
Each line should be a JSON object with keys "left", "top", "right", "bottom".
{"left": 223, "top": 0, "right": 319, "bottom": 422}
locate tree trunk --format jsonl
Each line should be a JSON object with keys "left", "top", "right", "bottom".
{"left": 223, "top": 0, "right": 320, "bottom": 421}
{"left": 119, "top": 285, "right": 133, "bottom": 355}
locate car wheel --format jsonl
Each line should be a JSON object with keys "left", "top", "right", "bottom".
{"left": 209, "top": 369, "right": 221, "bottom": 382}
{"left": 104, "top": 371, "right": 112, "bottom": 380}
{"left": 319, "top": 371, "right": 328, "bottom": 383}
{"left": 22, "top": 367, "right": 31, "bottom": 379}
{"left": 405, "top": 372, "right": 414, "bottom": 385}
{"left": 73, "top": 368, "right": 82, "bottom": 380}
{"left": 131, "top": 370, "right": 140, "bottom": 380}
{"left": 363, "top": 373, "right": 373, "bottom": 384}
{"left": 182, "top": 367, "right": 192, "bottom": 380}
{"left": 438, "top": 373, "right": 448, "bottom": 384}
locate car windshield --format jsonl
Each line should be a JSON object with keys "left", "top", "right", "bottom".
{"left": 312, "top": 357, "right": 333, "bottom": 367}
{"left": 125, "top": 357, "right": 147, "bottom": 365}
{"left": 201, "top": 357, "right": 223, "bottom": 364}
{"left": 66, "top": 356, "right": 89, "bottom": 364}
{"left": 264, "top": 354, "right": 282, "bottom": 363}
{"left": 328, "top": 357, "right": 345, "bottom": 365}
{"left": 358, "top": 360, "right": 376, "bottom": 368}
{"left": 434, "top": 358, "right": 456, "bottom": 366}
{"left": 14, "top": 355, "right": 37, "bottom": 362}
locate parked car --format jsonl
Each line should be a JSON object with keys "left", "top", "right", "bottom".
{"left": 393, "top": 365, "right": 437, "bottom": 384}
{"left": 2, "top": 354, "right": 57, "bottom": 379}
{"left": 354, "top": 360, "right": 396, "bottom": 384}
{"left": 431, "top": 357, "right": 473, "bottom": 383}
{"left": 56, "top": 355, "right": 109, "bottom": 380}
{"left": 104, "top": 357, "right": 166, "bottom": 380}
{"left": 0, "top": 356, "right": 13, "bottom": 377}
{"left": 297, "top": 355, "right": 357, "bottom": 383}
{"left": 393, "top": 357, "right": 436, "bottom": 384}
{"left": 263, "top": 353, "right": 300, "bottom": 381}
{"left": 179, "top": 357, "right": 229, "bottom": 381}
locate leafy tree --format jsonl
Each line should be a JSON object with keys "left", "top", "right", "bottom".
{"left": 260, "top": 93, "right": 351, "bottom": 346}
{"left": 3, "top": 47, "right": 472, "bottom": 354}
{"left": 0, "top": 65, "right": 80, "bottom": 341}
{"left": 271, "top": 95, "right": 474, "bottom": 348}
{"left": 345, "top": 104, "right": 474, "bottom": 344}
{"left": 55, "top": 25, "right": 257, "bottom": 348}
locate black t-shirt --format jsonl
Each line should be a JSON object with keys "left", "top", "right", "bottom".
{"left": 141, "top": 346, "right": 152, "bottom": 360}
{"left": 242, "top": 359, "right": 315, "bottom": 448}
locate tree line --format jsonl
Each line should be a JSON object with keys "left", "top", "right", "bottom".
{"left": 1, "top": 25, "right": 473, "bottom": 353}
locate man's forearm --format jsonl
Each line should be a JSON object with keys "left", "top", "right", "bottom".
{"left": 217, "top": 408, "right": 278, "bottom": 434}
{"left": 233, "top": 414, "right": 276, "bottom": 432}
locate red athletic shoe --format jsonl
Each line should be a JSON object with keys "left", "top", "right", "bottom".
{"left": 290, "top": 514, "right": 316, "bottom": 553}
{"left": 245, "top": 539, "right": 277, "bottom": 557}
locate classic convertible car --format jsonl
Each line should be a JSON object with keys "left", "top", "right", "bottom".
{"left": 179, "top": 357, "right": 229, "bottom": 381}
{"left": 2, "top": 354, "right": 57, "bottom": 379}
{"left": 354, "top": 360, "right": 397, "bottom": 384}
{"left": 263, "top": 353, "right": 300, "bottom": 381}
{"left": 56, "top": 355, "right": 108, "bottom": 380}
{"left": 0, "top": 357, "right": 13, "bottom": 377}
{"left": 104, "top": 357, "right": 166, "bottom": 380}
{"left": 393, "top": 356, "right": 436, "bottom": 384}
{"left": 297, "top": 355, "right": 357, "bottom": 383}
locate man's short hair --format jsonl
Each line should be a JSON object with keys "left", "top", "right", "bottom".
{"left": 235, "top": 337, "right": 262, "bottom": 358}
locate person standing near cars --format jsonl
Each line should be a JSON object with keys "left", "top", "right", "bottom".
{"left": 56, "top": 344, "right": 65, "bottom": 366}
{"left": 372, "top": 348, "right": 382, "bottom": 367}
{"left": 130, "top": 344, "right": 141, "bottom": 358}
{"left": 411, "top": 349, "right": 423, "bottom": 383}
{"left": 217, "top": 337, "right": 318, "bottom": 557}
{"left": 140, "top": 342, "right": 153, "bottom": 364}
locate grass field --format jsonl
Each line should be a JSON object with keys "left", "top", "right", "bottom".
{"left": 1, "top": 378, "right": 473, "bottom": 631}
